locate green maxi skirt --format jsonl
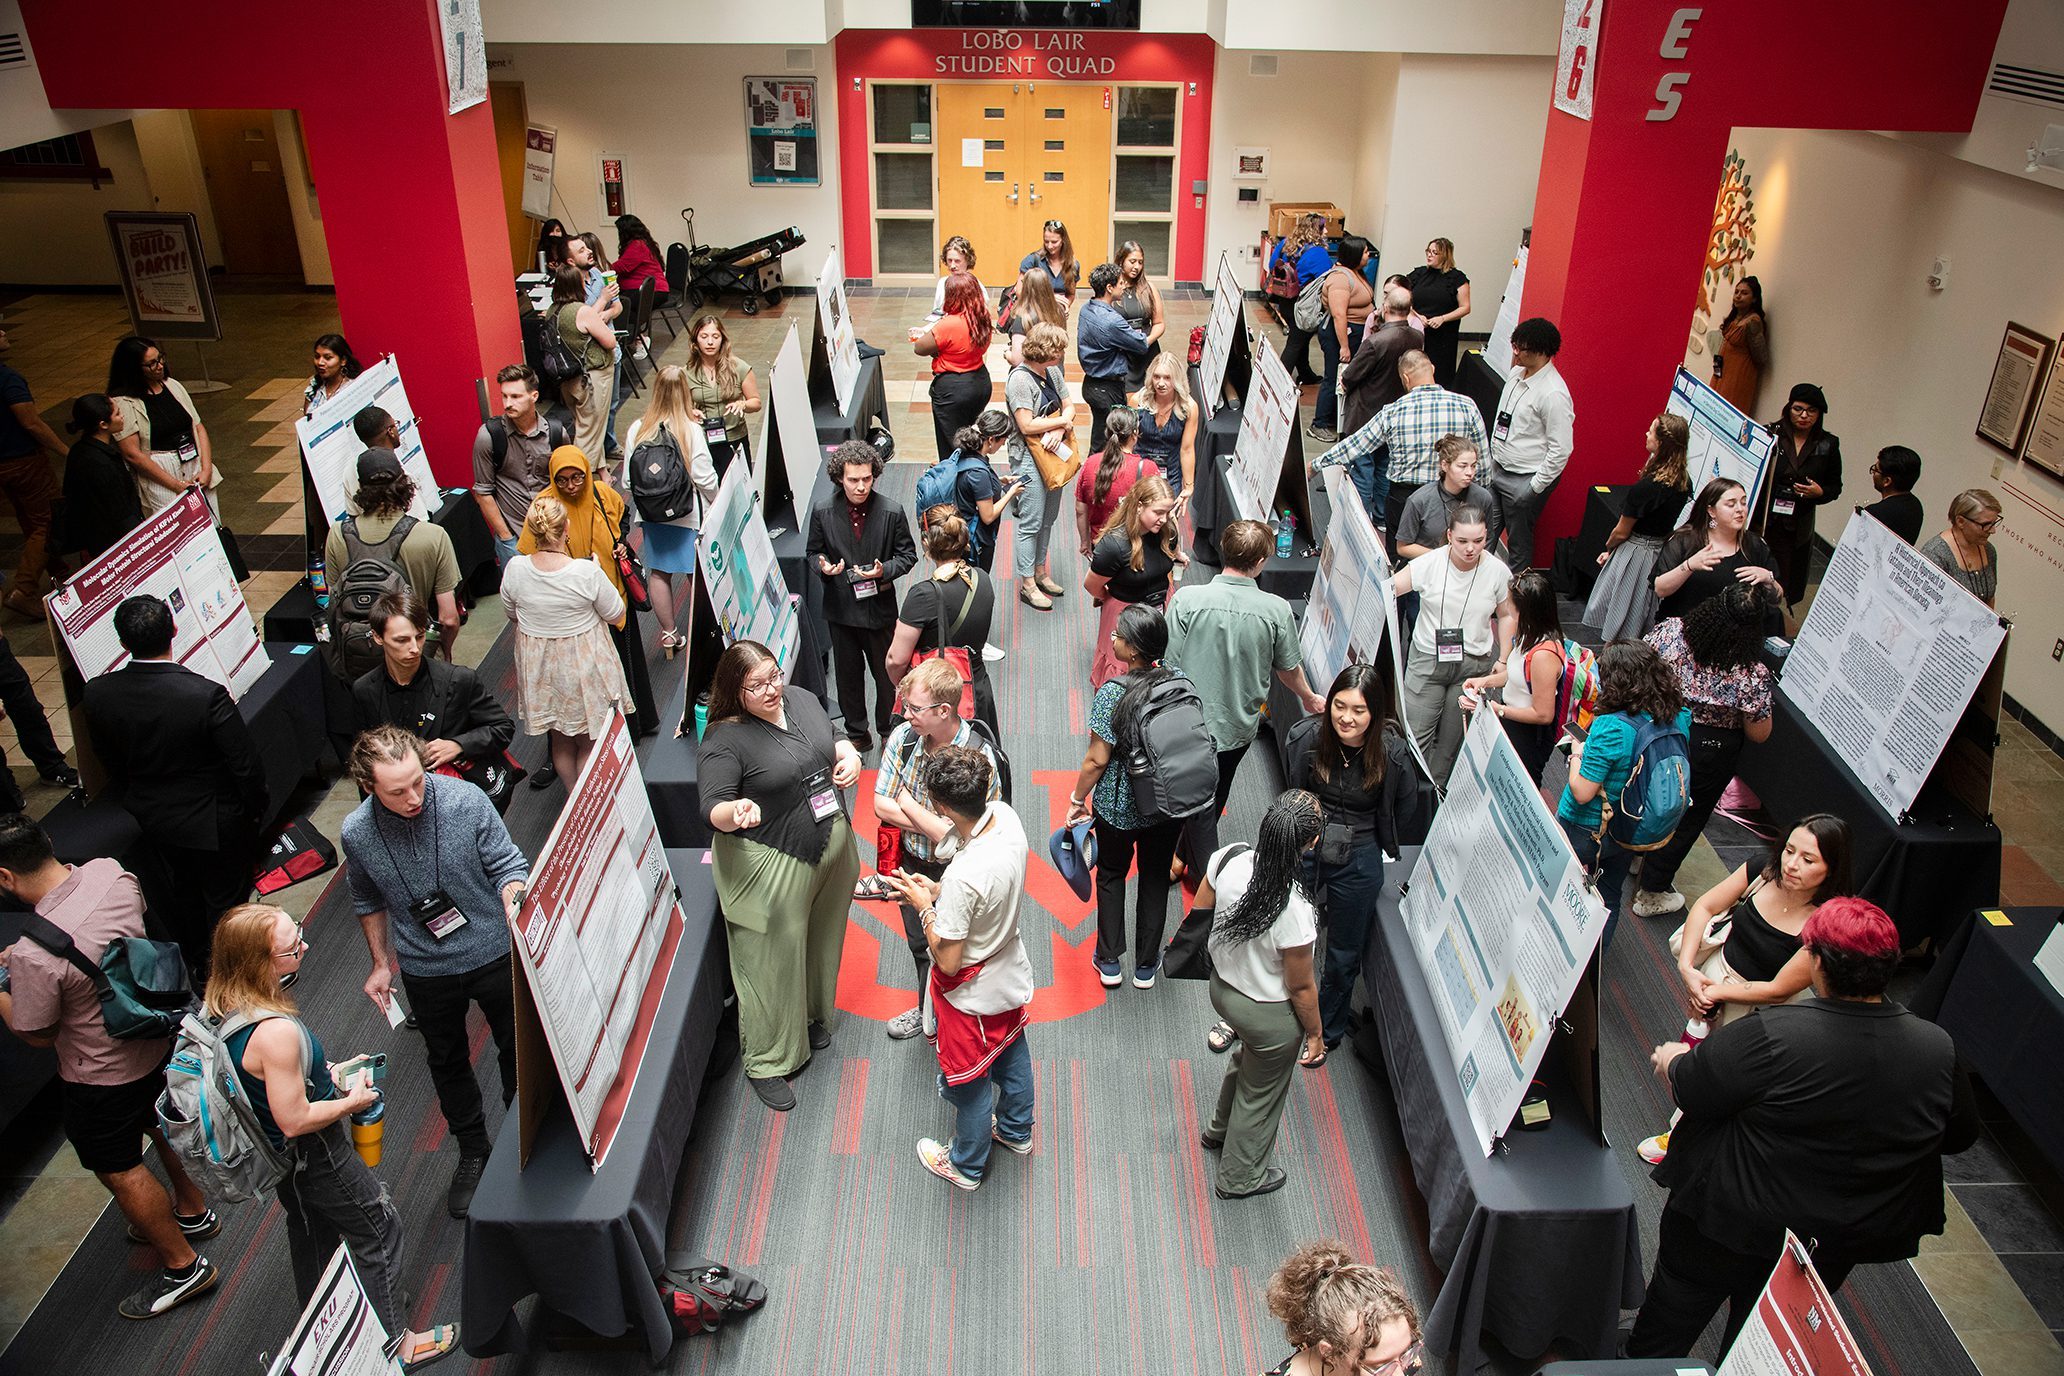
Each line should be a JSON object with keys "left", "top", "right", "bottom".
{"left": 710, "top": 816, "right": 859, "bottom": 1079}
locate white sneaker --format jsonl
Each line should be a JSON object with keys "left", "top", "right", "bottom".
{"left": 982, "top": 642, "right": 1006, "bottom": 662}
{"left": 886, "top": 1006, "right": 924, "bottom": 1040}
{"left": 1637, "top": 1132, "right": 1671, "bottom": 1165}
{"left": 917, "top": 1137, "right": 981, "bottom": 1189}
{"left": 1631, "top": 888, "right": 1685, "bottom": 919}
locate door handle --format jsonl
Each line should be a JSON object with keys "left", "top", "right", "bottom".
{"left": 1008, "top": 183, "right": 1020, "bottom": 205}
{"left": 1029, "top": 185, "right": 1043, "bottom": 205}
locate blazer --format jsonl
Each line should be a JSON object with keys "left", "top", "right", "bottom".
{"left": 351, "top": 658, "right": 515, "bottom": 761}
{"left": 83, "top": 661, "right": 268, "bottom": 850}
{"left": 805, "top": 492, "right": 918, "bottom": 630}
{"left": 1757, "top": 425, "right": 1843, "bottom": 548}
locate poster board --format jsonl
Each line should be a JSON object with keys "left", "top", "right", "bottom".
{"left": 813, "top": 247, "right": 862, "bottom": 413}
{"left": 1400, "top": 710, "right": 1607, "bottom": 1155}
{"left": 744, "top": 77, "right": 821, "bottom": 186}
{"left": 1667, "top": 364, "right": 1777, "bottom": 523}
{"left": 1482, "top": 242, "right": 1528, "bottom": 378}
{"left": 1716, "top": 1232, "right": 1875, "bottom": 1376}
{"left": 757, "top": 320, "right": 827, "bottom": 534}
{"left": 1197, "top": 253, "right": 1249, "bottom": 419}
{"left": 1781, "top": 510, "right": 2009, "bottom": 818}
{"left": 1227, "top": 336, "right": 1300, "bottom": 523}
{"left": 264, "top": 1245, "right": 399, "bottom": 1376}
{"left": 521, "top": 125, "right": 557, "bottom": 223}
{"left": 294, "top": 356, "right": 440, "bottom": 527}
{"left": 697, "top": 460, "right": 802, "bottom": 680}
{"left": 103, "top": 212, "right": 220, "bottom": 343}
{"left": 46, "top": 488, "right": 267, "bottom": 700}
{"left": 509, "top": 712, "right": 686, "bottom": 1169}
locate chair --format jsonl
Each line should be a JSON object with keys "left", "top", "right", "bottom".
{"left": 613, "top": 279, "right": 655, "bottom": 397}
{"left": 652, "top": 243, "right": 692, "bottom": 339}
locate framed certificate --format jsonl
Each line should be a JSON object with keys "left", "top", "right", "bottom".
{"left": 1976, "top": 320, "right": 2051, "bottom": 455}
{"left": 2021, "top": 331, "right": 2064, "bottom": 478}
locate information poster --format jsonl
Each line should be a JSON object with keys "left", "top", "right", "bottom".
{"left": 757, "top": 320, "right": 825, "bottom": 531}
{"left": 1781, "top": 510, "right": 2008, "bottom": 817}
{"left": 1716, "top": 1233, "right": 1874, "bottom": 1376}
{"left": 522, "top": 124, "right": 557, "bottom": 223}
{"left": 1401, "top": 711, "right": 1606, "bottom": 1155}
{"left": 697, "top": 461, "right": 802, "bottom": 678}
{"left": 744, "top": 77, "right": 820, "bottom": 186}
{"left": 1197, "top": 253, "right": 1245, "bottom": 420}
{"left": 294, "top": 357, "right": 440, "bottom": 527}
{"left": 1482, "top": 243, "right": 1528, "bottom": 378}
{"left": 103, "top": 212, "right": 220, "bottom": 342}
{"left": 2021, "top": 334, "right": 2064, "bottom": 478}
{"left": 265, "top": 1246, "right": 399, "bottom": 1376}
{"left": 1226, "top": 336, "right": 1298, "bottom": 522}
{"left": 46, "top": 489, "right": 267, "bottom": 699}
{"left": 816, "top": 248, "right": 862, "bottom": 413}
{"left": 510, "top": 713, "right": 685, "bottom": 1169}
{"left": 1667, "top": 364, "right": 1776, "bottom": 523}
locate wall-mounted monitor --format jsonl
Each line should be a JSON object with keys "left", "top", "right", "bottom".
{"left": 911, "top": 0, "right": 1141, "bottom": 29}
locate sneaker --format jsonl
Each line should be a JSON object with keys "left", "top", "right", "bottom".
{"left": 917, "top": 1137, "right": 981, "bottom": 1189}
{"left": 990, "top": 1117, "right": 1033, "bottom": 1155}
{"left": 528, "top": 762, "right": 558, "bottom": 791}
{"left": 632, "top": 340, "right": 649, "bottom": 361}
{"left": 126, "top": 1208, "right": 221, "bottom": 1246}
{"left": 1305, "top": 425, "right": 1339, "bottom": 445}
{"left": 39, "top": 765, "right": 80, "bottom": 790}
{"left": 1637, "top": 1132, "right": 1671, "bottom": 1165}
{"left": 117, "top": 1257, "right": 219, "bottom": 1319}
{"left": 1093, "top": 955, "right": 1123, "bottom": 988}
{"left": 748, "top": 1074, "right": 797, "bottom": 1111}
{"left": 1215, "top": 1166, "right": 1289, "bottom": 1200}
{"left": 1631, "top": 888, "right": 1686, "bottom": 919}
{"left": 1132, "top": 962, "right": 1159, "bottom": 990}
{"left": 886, "top": 1006, "right": 925, "bottom": 1040}
{"left": 808, "top": 1019, "right": 832, "bottom": 1050}
{"left": 448, "top": 1153, "right": 488, "bottom": 1219}
{"left": 982, "top": 643, "right": 1006, "bottom": 663}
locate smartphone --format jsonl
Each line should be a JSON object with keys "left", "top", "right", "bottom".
{"left": 333, "top": 1053, "right": 388, "bottom": 1085}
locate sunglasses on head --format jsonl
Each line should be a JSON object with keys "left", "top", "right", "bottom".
{"left": 1044, "top": 220, "right": 1065, "bottom": 231}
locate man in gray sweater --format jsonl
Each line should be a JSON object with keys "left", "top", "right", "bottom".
{"left": 343, "top": 726, "right": 530, "bottom": 1218}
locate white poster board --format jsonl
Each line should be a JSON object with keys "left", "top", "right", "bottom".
{"left": 1483, "top": 243, "right": 1528, "bottom": 378}
{"left": 697, "top": 461, "right": 802, "bottom": 679}
{"left": 1197, "top": 252, "right": 1246, "bottom": 420}
{"left": 1780, "top": 510, "right": 2008, "bottom": 817}
{"left": 816, "top": 247, "right": 862, "bottom": 414}
{"left": 1226, "top": 336, "right": 1299, "bottom": 523}
{"left": 758, "top": 320, "right": 827, "bottom": 532}
{"left": 522, "top": 125, "right": 558, "bottom": 223}
{"left": 294, "top": 357, "right": 440, "bottom": 527}
{"left": 1666, "top": 364, "right": 1776, "bottom": 523}
{"left": 510, "top": 713, "right": 685, "bottom": 1169}
{"left": 46, "top": 488, "right": 267, "bottom": 699}
{"left": 438, "top": 0, "right": 487, "bottom": 114}
{"left": 1401, "top": 711, "right": 1606, "bottom": 1155}
{"left": 1716, "top": 1232, "right": 1875, "bottom": 1376}
{"left": 265, "top": 1246, "right": 399, "bottom": 1376}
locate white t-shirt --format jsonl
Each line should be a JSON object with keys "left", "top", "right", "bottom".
{"left": 1406, "top": 547, "right": 1511, "bottom": 660}
{"left": 932, "top": 802, "right": 1034, "bottom": 1015}
{"left": 1207, "top": 847, "right": 1318, "bottom": 1005}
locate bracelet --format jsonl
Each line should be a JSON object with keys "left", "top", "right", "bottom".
{"left": 919, "top": 906, "right": 938, "bottom": 928}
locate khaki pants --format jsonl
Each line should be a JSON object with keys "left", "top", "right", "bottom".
{"left": 1207, "top": 975, "right": 1302, "bottom": 1193}
{"left": 567, "top": 364, "right": 615, "bottom": 471}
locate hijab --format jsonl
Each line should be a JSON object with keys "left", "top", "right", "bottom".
{"left": 520, "top": 445, "right": 628, "bottom": 625}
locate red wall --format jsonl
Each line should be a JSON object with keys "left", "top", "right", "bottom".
{"left": 19, "top": 0, "right": 523, "bottom": 486}
{"left": 833, "top": 29, "right": 1215, "bottom": 281}
{"left": 1521, "top": 0, "right": 2009, "bottom": 552}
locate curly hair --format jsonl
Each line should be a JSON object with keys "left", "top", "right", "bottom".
{"left": 1593, "top": 639, "right": 1684, "bottom": 722}
{"left": 1211, "top": 791, "right": 1323, "bottom": 949}
{"left": 1679, "top": 582, "right": 1766, "bottom": 671}
{"left": 1265, "top": 1241, "right": 1420, "bottom": 1361}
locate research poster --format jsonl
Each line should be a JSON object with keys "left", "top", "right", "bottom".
{"left": 1716, "top": 1233, "right": 1874, "bottom": 1376}
{"left": 294, "top": 357, "right": 440, "bottom": 527}
{"left": 1197, "top": 253, "right": 1245, "bottom": 419}
{"left": 1226, "top": 336, "right": 1298, "bottom": 523}
{"left": 816, "top": 248, "right": 862, "bottom": 413}
{"left": 265, "top": 1246, "right": 397, "bottom": 1376}
{"left": 1781, "top": 509, "right": 2008, "bottom": 817}
{"left": 757, "top": 320, "right": 825, "bottom": 530}
{"left": 511, "top": 713, "right": 685, "bottom": 1169}
{"left": 46, "top": 488, "right": 267, "bottom": 699}
{"left": 1401, "top": 711, "right": 1606, "bottom": 1155}
{"left": 697, "top": 460, "right": 802, "bottom": 678}
{"left": 1667, "top": 365, "right": 1776, "bottom": 522}
{"left": 1482, "top": 243, "right": 1528, "bottom": 378}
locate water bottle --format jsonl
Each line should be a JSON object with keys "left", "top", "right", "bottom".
{"left": 350, "top": 1091, "right": 386, "bottom": 1168}
{"left": 1276, "top": 510, "right": 1295, "bottom": 558}
{"left": 1681, "top": 1017, "right": 1710, "bottom": 1050}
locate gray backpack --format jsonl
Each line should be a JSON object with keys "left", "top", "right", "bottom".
{"left": 157, "top": 1010, "right": 309, "bottom": 1204}
{"left": 1293, "top": 265, "right": 1342, "bottom": 333}
{"left": 322, "top": 514, "right": 416, "bottom": 681}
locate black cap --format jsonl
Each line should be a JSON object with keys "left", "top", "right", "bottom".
{"left": 356, "top": 447, "right": 404, "bottom": 484}
{"left": 1787, "top": 382, "right": 1829, "bottom": 415}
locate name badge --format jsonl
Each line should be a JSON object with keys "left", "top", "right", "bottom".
{"left": 852, "top": 579, "right": 878, "bottom": 599}
{"left": 803, "top": 768, "right": 840, "bottom": 822}
{"left": 175, "top": 439, "right": 200, "bottom": 465}
{"left": 703, "top": 418, "right": 728, "bottom": 445}
{"left": 409, "top": 889, "right": 469, "bottom": 942}
{"left": 1493, "top": 410, "right": 1513, "bottom": 442}
{"left": 1770, "top": 497, "right": 1797, "bottom": 517}
{"left": 1435, "top": 626, "right": 1465, "bottom": 664}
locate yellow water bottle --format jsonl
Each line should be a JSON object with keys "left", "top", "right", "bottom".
{"left": 350, "top": 1091, "right": 385, "bottom": 1168}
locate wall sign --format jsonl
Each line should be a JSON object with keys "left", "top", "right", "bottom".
{"left": 2021, "top": 331, "right": 2064, "bottom": 478}
{"left": 103, "top": 211, "right": 220, "bottom": 342}
{"left": 1979, "top": 320, "right": 2053, "bottom": 455}
{"left": 745, "top": 77, "right": 820, "bottom": 187}
{"left": 1553, "top": 0, "right": 1599, "bottom": 119}
{"left": 521, "top": 124, "right": 556, "bottom": 221}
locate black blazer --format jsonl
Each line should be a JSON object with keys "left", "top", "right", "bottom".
{"left": 83, "top": 661, "right": 268, "bottom": 850}
{"left": 805, "top": 493, "right": 918, "bottom": 629}
{"left": 1757, "top": 425, "right": 1843, "bottom": 548}
{"left": 351, "top": 658, "right": 515, "bottom": 760}
{"left": 60, "top": 436, "right": 143, "bottom": 559}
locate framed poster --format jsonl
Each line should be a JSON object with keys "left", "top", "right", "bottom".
{"left": 2021, "top": 331, "right": 2064, "bottom": 478}
{"left": 1977, "top": 320, "right": 2051, "bottom": 455}
{"left": 103, "top": 212, "right": 220, "bottom": 342}
{"left": 744, "top": 77, "right": 820, "bottom": 187}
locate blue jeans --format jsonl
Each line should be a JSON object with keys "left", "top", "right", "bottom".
{"left": 938, "top": 1031, "right": 1034, "bottom": 1180}
{"left": 1350, "top": 446, "right": 1389, "bottom": 528}
{"left": 1559, "top": 816, "right": 1634, "bottom": 954}
{"left": 1308, "top": 843, "right": 1385, "bottom": 1045}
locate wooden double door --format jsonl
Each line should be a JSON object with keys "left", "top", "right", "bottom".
{"left": 935, "top": 82, "right": 1111, "bottom": 283}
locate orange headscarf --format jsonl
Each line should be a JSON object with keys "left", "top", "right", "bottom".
{"left": 519, "top": 445, "right": 629, "bottom": 626}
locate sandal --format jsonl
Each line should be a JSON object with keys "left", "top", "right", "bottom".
{"left": 1206, "top": 1020, "right": 1237, "bottom": 1054}
{"left": 1036, "top": 574, "right": 1066, "bottom": 598}
{"left": 1019, "top": 588, "right": 1054, "bottom": 611}
{"left": 853, "top": 874, "right": 896, "bottom": 902}
{"left": 399, "top": 1323, "right": 460, "bottom": 1370}
{"left": 660, "top": 629, "right": 688, "bottom": 659}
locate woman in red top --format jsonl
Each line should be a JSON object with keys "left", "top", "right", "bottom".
{"left": 911, "top": 272, "right": 995, "bottom": 463}
{"left": 1075, "top": 408, "right": 1154, "bottom": 556}
{"left": 611, "top": 215, "right": 670, "bottom": 295}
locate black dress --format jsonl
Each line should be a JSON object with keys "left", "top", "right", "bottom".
{"left": 1756, "top": 424, "right": 1842, "bottom": 605}
{"left": 1404, "top": 265, "right": 1470, "bottom": 387}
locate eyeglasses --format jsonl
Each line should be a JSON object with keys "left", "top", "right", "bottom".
{"left": 743, "top": 674, "right": 784, "bottom": 696}
{"left": 1962, "top": 514, "right": 2003, "bottom": 532}
{"left": 1043, "top": 220, "right": 1065, "bottom": 232}
{"left": 1364, "top": 1340, "right": 1425, "bottom": 1376}
{"left": 902, "top": 700, "right": 949, "bottom": 718}
{"left": 272, "top": 934, "right": 309, "bottom": 959}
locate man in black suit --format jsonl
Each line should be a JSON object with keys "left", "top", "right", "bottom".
{"left": 807, "top": 440, "right": 917, "bottom": 751}
{"left": 351, "top": 589, "right": 516, "bottom": 812}
{"left": 82, "top": 595, "right": 267, "bottom": 979}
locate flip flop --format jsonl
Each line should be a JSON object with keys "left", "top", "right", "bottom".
{"left": 399, "top": 1324, "right": 460, "bottom": 1371}
{"left": 1206, "top": 1021, "right": 1237, "bottom": 1054}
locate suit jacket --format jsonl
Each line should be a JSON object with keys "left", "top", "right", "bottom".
{"left": 1342, "top": 320, "right": 1425, "bottom": 434}
{"left": 83, "top": 661, "right": 268, "bottom": 850}
{"left": 806, "top": 493, "right": 918, "bottom": 629}
{"left": 1756, "top": 425, "right": 1843, "bottom": 549}
{"left": 351, "top": 658, "right": 515, "bottom": 760}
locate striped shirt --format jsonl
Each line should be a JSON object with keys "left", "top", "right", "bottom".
{"left": 1315, "top": 383, "right": 1490, "bottom": 488}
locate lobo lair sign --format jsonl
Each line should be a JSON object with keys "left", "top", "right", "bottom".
{"left": 935, "top": 31, "right": 1119, "bottom": 76}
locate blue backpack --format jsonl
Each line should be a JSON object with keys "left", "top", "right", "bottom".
{"left": 1600, "top": 713, "right": 1691, "bottom": 852}
{"left": 914, "top": 450, "right": 990, "bottom": 527}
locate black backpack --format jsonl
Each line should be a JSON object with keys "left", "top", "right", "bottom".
{"left": 965, "top": 715, "right": 1014, "bottom": 807}
{"left": 485, "top": 414, "right": 572, "bottom": 471}
{"left": 629, "top": 422, "right": 700, "bottom": 523}
{"left": 1119, "top": 675, "right": 1218, "bottom": 823}
{"left": 323, "top": 515, "right": 416, "bottom": 681}
{"left": 537, "top": 303, "right": 585, "bottom": 385}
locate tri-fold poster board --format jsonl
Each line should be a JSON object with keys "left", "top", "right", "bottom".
{"left": 1197, "top": 252, "right": 1251, "bottom": 419}
{"left": 294, "top": 355, "right": 441, "bottom": 529}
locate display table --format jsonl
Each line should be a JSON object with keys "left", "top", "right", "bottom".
{"left": 235, "top": 643, "right": 332, "bottom": 829}
{"left": 1187, "top": 398, "right": 1243, "bottom": 566}
{"left": 811, "top": 352, "right": 891, "bottom": 448}
{"left": 1913, "top": 906, "right": 2064, "bottom": 1180}
{"left": 1554, "top": 485, "right": 1631, "bottom": 601}
{"left": 462, "top": 849, "right": 728, "bottom": 1362}
{"left": 1736, "top": 699, "right": 2000, "bottom": 946}
{"left": 266, "top": 489, "right": 501, "bottom": 643}
{"left": 1360, "top": 847, "right": 1644, "bottom": 1371}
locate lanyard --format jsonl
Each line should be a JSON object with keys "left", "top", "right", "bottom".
{"left": 369, "top": 784, "right": 442, "bottom": 904}
{"left": 1440, "top": 555, "right": 1482, "bottom": 629}
{"left": 754, "top": 701, "right": 827, "bottom": 778}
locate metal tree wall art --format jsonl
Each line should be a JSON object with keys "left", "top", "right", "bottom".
{"left": 1689, "top": 149, "right": 1758, "bottom": 354}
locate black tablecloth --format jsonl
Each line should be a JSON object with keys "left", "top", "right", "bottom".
{"left": 1188, "top": 391, "right": 1242, "bottom": 567}
{"left": 1555, "top": 485, "right": 1630, "bottom": 600}
{"left": 1535, "top": 1363, "right": 1714, "bottom": 1376}
{"left": 769, "top": 470, "right": 832, "bottom": 685}
{"left": 1361, "top": 847, "right": 1644, "bottom": 1370}
{"left": 812, "top": 352, "right": 891, "bottom": 449}
{"left": 1736, "top": 699, "right": 2000, "bottom": 945}
{"left": 1913, "top": 906, "right": 2064, "bottom": 1179}
{"left": 238, "top": 643, "right": 330, "bottom": 829}
{"left": 462, "top": 849, "right": 727, "bottom": 1361}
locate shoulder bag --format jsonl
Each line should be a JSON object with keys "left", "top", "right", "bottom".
{"left": 1163, "top": 843, "right": 1251, "bottom": 981}
{"left": 893, "top": 573, "right": 979, "bottom": 719}
{"left": 1019, "top": 365, "right": 1083, "bottom": 491}
{"left": 609, "top": 502, "right": 651, "bottom": 612}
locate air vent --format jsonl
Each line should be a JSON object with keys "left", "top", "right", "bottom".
{"left": 785, "top": 48, "right": 814, "bottom": 72}
{"left": 1249, "top": 55, "right": 1279, "bottom": 78}
{"left": 0, "top": 32, "right": 28, "bottom": 69}
{"left": 1989, "top": 62, "right": 2064, "bottom": 111}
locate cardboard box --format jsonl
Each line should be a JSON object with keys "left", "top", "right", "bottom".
{"left": 1267, "top": 202, "right": 1345, "bottom": 242}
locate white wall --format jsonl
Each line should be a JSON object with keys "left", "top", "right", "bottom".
{"left": 1220, "top": 0, "right": 1557, "bottom": 54}
{"left": 485, "top": 43, "right": 842, "bottom": 283}
{"left": 1727, "top": 125, "right": 2064, "bottom": 727}
{"left": 128, "top": 111, "right": 222, "bottom": 268}
{"left": 482, "top": 0, "right": 837, "bottom": 44}
{"left": 0, "top": 118, "right": 148, "bottom": 285}
{"left": 272, "top": 111, "right": 333, "bottom": 286}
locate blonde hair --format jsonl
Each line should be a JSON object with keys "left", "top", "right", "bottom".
{"left": 1098, "top": 471, "right": 1180, "bottom": 571}
{"left": 1265, "top": 1241, "right": 1420, "bottom": 1361}
{"left": 1138, "top": 353, "right": 1192, "bottom": 422}
{"left": 1020, "top": 321, "right": 1067, "bottom": 366}
{"left": 348, "top": 724, "right": 427, "bottom": 794}
{"left": 1014, "top": 268, "right": 1065, "bottom": 331}
{"left": 1949, "top": 487, "right": 2002, "bottom": 523}
{"left": 644, "top": 365, "right": 698, "bottom": 451}
{"left": 525, "top": 493, "right": 569, "bottom": 547}
{"left": 202, "top": 904, "right": 301, "bottom": 1021}
{"left": 1426, "top": 237, "right": 1456, "bottom": 271}
{"left": 904, "top": 655, "right": 965, "bottom": 707}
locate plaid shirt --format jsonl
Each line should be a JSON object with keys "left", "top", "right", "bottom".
{"left": 876, "top": 719, "right": 1000, "bottom": 863}
{"left": 1315, "top": 384, "right": 1490, "bottom": 488}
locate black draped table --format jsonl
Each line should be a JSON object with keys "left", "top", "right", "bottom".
{"left": 812, "top": 352, "right": 891, "bottom": 448}
{"left": 1735, "top": 698, "right": 2000, "bottom": 946}
{"left": 1913, "top": 906, "right": 2064, "bottom": 1179}
{"left": 1187, "top": 383, "right": 1243, "bottom": 568}
{"left": 237, "top": 642, "right": 332, "bottom": 825}
{"left": 1360, "top": 846, "right": 1644, "bottom": 1372}
{"left": 462, "top": 849, "right": 729, "bottom": 1362}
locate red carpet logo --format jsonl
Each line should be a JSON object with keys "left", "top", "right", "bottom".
{"left": 836, "top": 769, "right": 1125, "bottom": 1023}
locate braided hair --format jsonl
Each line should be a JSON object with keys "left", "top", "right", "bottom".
{"left": 1211, "top": 791, "right": 1323, "bottom": 949}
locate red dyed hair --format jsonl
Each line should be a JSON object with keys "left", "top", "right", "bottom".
{"left": 1799, "top": 896, "right": 1899, "bottom": 959}
{"left": 941, "top": 272, "right": 993, "bottom": 354}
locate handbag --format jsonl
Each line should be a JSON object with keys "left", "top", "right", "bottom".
{"left": 1667, "top": 913, "right": 1731, "bottom": 971}
{"left": 609, "top": 506, "right": 651, "bottom": 613}
{"left": 895, "top": 574, "right": 979, "bottom": 719}
{"left": 1017, "top": 366, "right": 1083, "bottom": 491}
{"left": 1164, "top": 843, "right": 1249, "bottom": 981}
{"left": 874, "top": 733, "right": 921, "bottom": 873}
{"left": 436, "top": 750, "right": 529, "bottom": 814}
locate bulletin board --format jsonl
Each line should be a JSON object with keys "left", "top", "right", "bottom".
{"left": 744, "top": 77, "right": 821, "bottom": 187}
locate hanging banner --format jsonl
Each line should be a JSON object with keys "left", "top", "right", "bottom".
{"left": 294, "top": 356, "right": 440, "bottom": 527}
{"left": 264, "top": 1245, "right": 399, "bottom": 1376}
{"left": 697, "top": 461, "right": 802, "bottom": 679}
{"left": 1553, "top": 0, "right": 1600, "bottom": 119}
{"left": 1226, "top": 336, "right": 1298, "bottom": 522}
{"left": 522, "top": 125, "right": 558, "bottom": 222}
{"left": 815, "top": 247, "right": 863, "bottom": 414}
{"left": 438, "top": 0, "right": 488, "bottom": 114}
{"left": 744, "top": 77, "right": 821, "bottom": 187}
{"left": 103, "top": 212, "right": 220, "bottom": 343}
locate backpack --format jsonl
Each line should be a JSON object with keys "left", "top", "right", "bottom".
{"left": 15, "top": 914, "right": 193, "bottom": 1041}
{"left": 1119, "top": 675, "right": 1219, "bottom": 823}
{"left": 157, "top": 1011, "right": 309, "bottom": 1204}
{"left": 537, "top": 303, "right": 585, "bottom": 385}
{"left": 914, "top": 450, "right": 991, "bottom": 528}
{"left": 659, "top": 1253, "right": 768, "bottom": 1338}
{"left": 1528, "top": 638, "right": 1601, "bottom": 734}
{"left": 485, "top": 414, "right": 572, "bottom": 472}
{"left": 322, "top": 514, "right": 416, "bottom": 681}
{"left": 1599, "top": 713, "right": 1692, "bottom": 852}
{"left": 994, "top": 283, "right": 1019, "bottom": 331}
{"left": 965, "top": 715, "right": 1014, "bottom": 807}
{"left": 630, "top": 422, "right": 700, "bottom": 524}
{"left": 1292, "top": 265, "right": 1340, "bottom": 332}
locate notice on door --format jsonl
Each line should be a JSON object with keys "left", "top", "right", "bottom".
{"left": 961, "top": 138, "right": 985, "bottom": 168}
